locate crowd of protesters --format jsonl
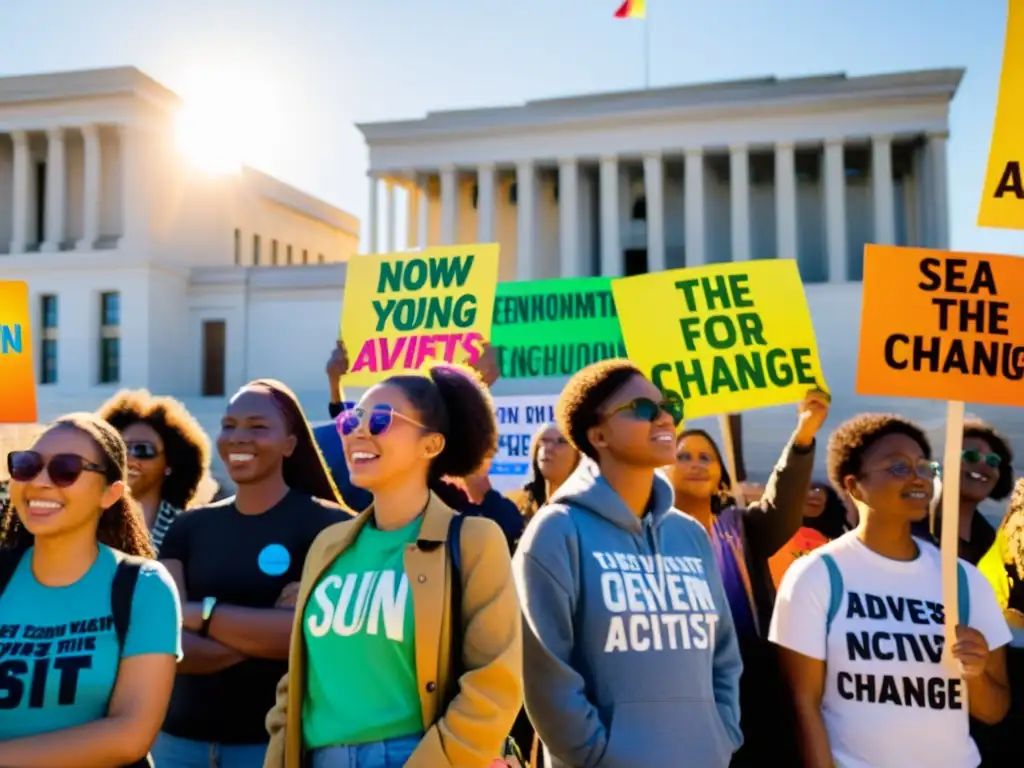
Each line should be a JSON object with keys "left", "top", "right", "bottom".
{"left": 0, "top": 339, "right": 1022, "bottom": 768}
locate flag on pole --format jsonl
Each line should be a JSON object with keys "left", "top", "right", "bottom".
{"left": 614, "top": 0, "right": 646, "bottom": 19}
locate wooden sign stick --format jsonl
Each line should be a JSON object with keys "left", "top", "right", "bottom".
{"left": 718, "top": 413, "right": 745, "bottom": 508}
{"left": 941, "top": 400, "right": 965, "bottom": 676}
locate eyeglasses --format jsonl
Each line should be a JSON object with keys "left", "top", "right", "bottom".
{"left": 606, "top": 396, "right": 684, "bottom": 427}
{"left": 337, "top": 404, "right": 427, "bottom": 437}
{"left": 866, "top": 460, "right": 941, "bottom": 481}
{"left": 7, "top": 451, "right": 107, "bottom": 488}
{"left": 126, "top": 442, "right": 161, "bottom": 460}
{"left": 962, "top": 449, "right": 1001, "bottom": 469}
{"left": 539, "top": 436, "right": 570, "bottom": 448}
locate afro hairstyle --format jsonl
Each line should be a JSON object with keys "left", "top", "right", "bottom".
{"left": 827, "top": 413, "right": 931, "bottom": 494}
{"left": 963, "top": 418, "right": 1016, "bottom": 501}
{"left": 97, "top": 389, "right": 210, "bottom": 510}
{"left": 555, "top": 359, "right": 642, "bottom": 460}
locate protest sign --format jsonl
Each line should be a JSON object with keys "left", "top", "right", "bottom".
{"left": 769, "top": 526, "right": 830, "bottom": 588}
{"left": 857, "top": 245, "right": 1024, "bottom": 407}
{"left": 489, "top": 394, "right": 557, "bottom": 494}
{"left": 857, "top": 244, "right": 1024, "bottom": 671}
{"left": 978, "top": 0, "right": 1024, "bottom": 230}
{"left": 0, "top": 282, "right": 37, "bottom": 424}
{"left": 341, "top": 244, "right": 500, "bottom": 386}
{"left": 611, "top": 260, "right": 827, "bottom": 419}
{"left": 490, "top": 277, "right": 626, "bottom": 379}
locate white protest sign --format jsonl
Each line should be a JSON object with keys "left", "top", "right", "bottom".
{"left": 489, "top": 394, "right": 558, "bottom": 494}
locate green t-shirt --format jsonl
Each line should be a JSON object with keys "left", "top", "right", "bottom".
{"left": 302, "top": 516, "right": 424, "bottom": 749}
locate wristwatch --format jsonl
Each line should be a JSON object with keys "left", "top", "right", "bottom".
{"left": 199, "top": 596, "right": 218, "bottom": 638}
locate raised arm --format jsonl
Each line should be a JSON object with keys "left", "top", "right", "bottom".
{"left": 744, "top": 391, "right": 829, "bottom": 558}
{"left": 0, "top": 564, "right": 181, "bottom": 767}
{"left": 408, "top": 518, "right": 523, "bottom": 767}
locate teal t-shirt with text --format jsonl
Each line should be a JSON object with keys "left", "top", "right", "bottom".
{"left": 302, "top": 516, "right": 424, "bottom": 749}
{"left": 0, "top": 544, "right": 182, "bottom": 739}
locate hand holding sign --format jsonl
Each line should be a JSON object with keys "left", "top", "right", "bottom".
{"left": 794, "top": 389, "right": 831, "bottom": 447}
{"left": 950, "top": 625, "right": 991, "bottom": 680}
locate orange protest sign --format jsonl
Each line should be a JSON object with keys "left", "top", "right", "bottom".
{"left": 0, "top": 281, "right": 37, "bottom": 423}
{"left": 769, "top": 526, "right": 830, "bottom": 588}
{"left": 857, "top": 245, "right": 1024, "bottom": 407}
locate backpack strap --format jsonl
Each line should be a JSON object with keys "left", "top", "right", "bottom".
{"left": 109, "top": 553, "right": 146, "bottom": 654}
{"left": 444, "top": 513, "right": 466, "bottom": 709}
{"left": 957, "top": 561, "right": 970, "bottom": 627}
{"left": 821, "top": 554, "right": 844, "bottom": 635}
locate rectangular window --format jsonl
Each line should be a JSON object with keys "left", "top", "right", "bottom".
{"left": 35, "top": 161, "right": 47, "bottom": 248}
{"left": 234, "top": 228, "right": 241, "bottom": 264}
{"left": 99, "top": 292, "right": 120, "bottom": 384}
{"left": 271, "top": 239, "right": 279, "bottom": 265}
{"left": 302, "top": 249, "right": 309, "bottom": 265}
{"left": 40, "top": 295, "right": 58, "bottom": 384}
{"left": 286, "top": 245, "right": 293, "bottom": 265}
{"left": 201, "top": 320, "right": 227, "bottom": 396}
{"left": 253, "top": 234, "right": 261, "bottom": 266}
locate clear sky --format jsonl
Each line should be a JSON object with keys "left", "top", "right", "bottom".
{"left": 2, "top": 0, "right": 1021, "bottom": 256}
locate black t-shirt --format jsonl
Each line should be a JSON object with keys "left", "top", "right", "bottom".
{"left": 159, "top": 491, "right": 348, "bottom": 744}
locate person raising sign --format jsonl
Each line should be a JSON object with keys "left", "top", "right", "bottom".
{"left": 770, "top": 413, "right": 1011, "bottom": 768}
{"left": 0, "top": 414, "right": 181, "bottom": 767}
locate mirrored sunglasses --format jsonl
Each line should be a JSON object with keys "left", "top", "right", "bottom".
{"left": 962, "top": 449, "right": 1001, "bottom": 469}
{"left": 336, "top": 404, "right": 426, "bottom": 437}
{"left": 126, "top": 442, "right": 161, "bottom": 460}
{"left": 609, "top": 396, "right": 684, "bottom": 427}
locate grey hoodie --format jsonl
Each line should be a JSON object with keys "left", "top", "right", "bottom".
{"left": 513, "top": 461, "right": 743, "bottom": 768}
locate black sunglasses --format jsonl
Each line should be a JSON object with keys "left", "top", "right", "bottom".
{"left": 607, "top": 396, "right": 684, "bottom": 427}
{"left": 7, "top": 451, "right": 107, "bottom": 488}
{"left": 126, "top": 442, "right": 161, "bottom": 460}
{"left": 962, "top": 449, "right": 1001, "bottom": 469}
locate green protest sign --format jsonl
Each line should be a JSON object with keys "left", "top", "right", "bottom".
{"left": 491, "top": 277, "right": 626, "bottom": 379}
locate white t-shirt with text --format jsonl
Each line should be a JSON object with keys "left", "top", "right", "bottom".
{"left": 768, "top": 532, "right": 1011, "bottom": 768}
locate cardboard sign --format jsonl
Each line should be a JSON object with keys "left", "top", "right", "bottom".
{"left": 857, "top": 245, "right": 1024, "bottom": 407}
{"left": 978, "top": 0, "right": 1024, "bottom": 230}
{"left": 0, "top": 282, "right": 37, "bottom": 424}
{"left": 341, "top": 244, "right": 500, "bottom": 386}
{"left": 769, "top": 526, "right": 831, "bottom": 588}
{"left": 490, "top": 277, "right": 625, "bottom": 379}
{"left": 611, "top": 260, "right": 827, "bottom": 418}
{"left": 489, "top": 394, "right": 558, "bottom": 494}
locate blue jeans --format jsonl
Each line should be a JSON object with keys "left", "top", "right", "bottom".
{"left": 309, "top": 734, "right": 422, "bottom": 768}
{"left": 151, "top": 732, "right": 267, "bottom": 768}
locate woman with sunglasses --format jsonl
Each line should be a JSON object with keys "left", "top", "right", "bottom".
{"left": 154, "top": 380, "right": 349, "bottom": 768}
{"left": 0, "top": 413, "right": 181, "bottom": 767}
{"left": 912, "top": 419, "right": 1015, "bottom": 566}
{"left": 770, "top": 413, "right": 1011, "bottom": 768}
{"left": 97, "top": 389, "right": 211, "bottom": 556}
{"left": 514, "top": 359, "right": 742, "bottom": 766}
{"left": 265, "top": 363, "right": 522, "bottom": 768}
{"left": 665, "top": 391, "right": 828, "bottom": 767}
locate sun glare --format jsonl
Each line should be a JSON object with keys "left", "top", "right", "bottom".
{"left": 175, "top": 102, "right": 243, "bottom": 175}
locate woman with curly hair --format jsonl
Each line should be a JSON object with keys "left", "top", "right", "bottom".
{"left": 154, "top": 380, "right": 350, "bottom": 768}
{"left": 509, "top": 423, "right": 580, "bottom": 523}
{"left": 913, "top": 419, "right": 1016, "bottom": 565}
{"left": 265, "top": 364, "right": 522, "bottom": 768}
{"left": 0, "top": 413, "right": 181, "bottom": 767}
{"left": 97, "top": 389, "right": 211, "bottom": 556}
{"left": 770, "top": 413, "right": 1011, "bottom": 768}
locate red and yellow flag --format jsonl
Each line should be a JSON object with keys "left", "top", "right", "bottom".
{"left": 614, "top": 0, "right": 646, "bottom": 19}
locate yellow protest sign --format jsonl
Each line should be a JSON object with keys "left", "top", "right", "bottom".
{"left": 978, "top": 0, "right": 1024, "bottom": 229}
{"left": 611, "top": 260, "right": 827, "bottom": 418}
{"left": 341, "top": 244, "right": 500, "bottom": 387}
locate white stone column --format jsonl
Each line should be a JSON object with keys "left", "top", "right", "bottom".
{"left": 599, "top": 156, "right": 620, "bottom": 276}
{"left": 476, "top": 164, "right": 496, "bottom": 242}
{"left": 558, "top": 158, "right": 581, "bottom": 277}
{"left": 775, "top": 142, "right": 798, "bottom": 260}
{"left": 41, "top": 128, "right": 67, "bottom": 252}
{"left": 729, "top": 144, "right": 751, "bottom": 261}
{"left": 440, "top": 165, "right": 458, "bottom": 245}
{"left": 417, "top": 175, "right": 430, "bottom": 248}
{"left": 643, "top": 152, "right": 666, "bottom": 272}
{"left": 367, "top": 174, "right": 379, "bottom": 253}
{"left": 79, "top": 124, "right": 102, "bottom": 251}
{"left": 118, "top": 124, "right": 149, "bottom": 249}
{"left": 384, "top": 180, "right": 396, "bottom": 252}
{"left": 823, "top": 139, "right": 848, "bottom": 283}
{"left": 9, "top": 131, "right": 29, "bottom": 254}
{"left": 405, "top": 177, "right": 420, "bottom": 250}
{"left": 871, "top": 135, "right": 896, "bottom": 246}
{"left": 515, "top": 160, "right": 536, "bottom": 280}
{"left": 928, "top": 132, "right": 950, "bottom": 249}
{"left": 684, "top": 148, "right": 706, "bottom": 266}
